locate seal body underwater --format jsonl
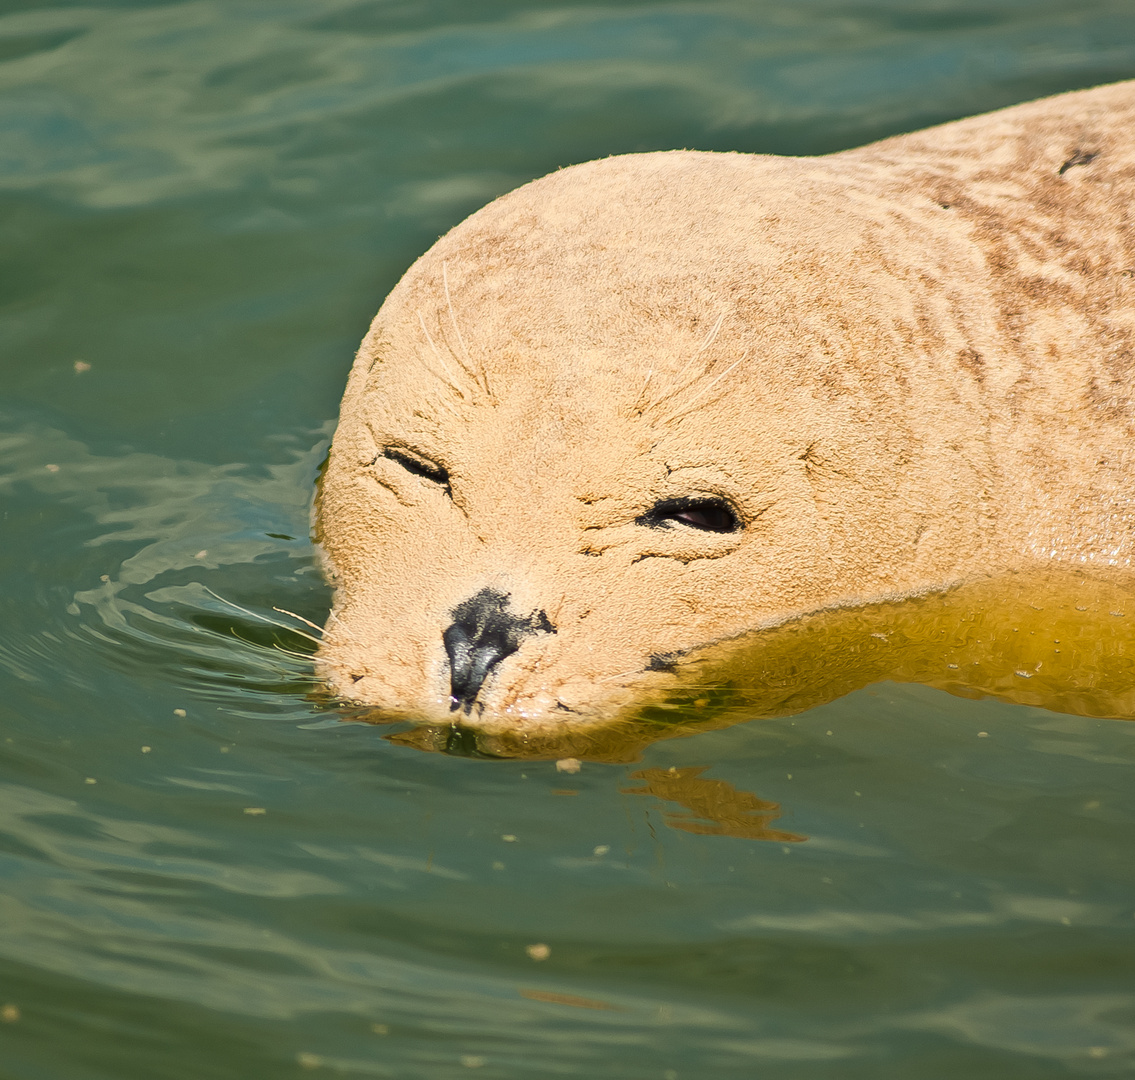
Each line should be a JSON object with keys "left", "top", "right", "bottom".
{"left": 315, "top": 80, "right": 1135, "bottom": 730}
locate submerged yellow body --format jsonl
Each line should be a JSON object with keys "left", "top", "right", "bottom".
{"left": 317, "top": 81, "right": 1135, "bottom": 733}
{"left": 389, "top": 570, "right": 1135, "bottom": 760}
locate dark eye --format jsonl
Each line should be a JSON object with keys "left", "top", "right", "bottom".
{"left": 636, "top": 496, "right": 742, "bottom": 533}
{"left": 384, "top": 446, "right": 451, "bottom": 495}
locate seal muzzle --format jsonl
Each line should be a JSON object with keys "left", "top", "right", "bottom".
{"left": 443, "top": 588, "right": 555, "bottom": 713}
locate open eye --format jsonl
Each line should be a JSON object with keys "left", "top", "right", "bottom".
{"left": 636, "top": 496, "right": 742, "bottom": 533}
{"left": 384, "top": 446, "right": 451, "bottom": 495}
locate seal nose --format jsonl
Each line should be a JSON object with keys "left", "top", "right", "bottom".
{"left": 443, "top": 588, "right": 554, "bottom": 713}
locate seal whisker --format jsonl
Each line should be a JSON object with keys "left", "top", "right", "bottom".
{"left": 644, "top": 311, "right": 727, "bottom": 413}
{"left": 599, "top": 669, "right": 643, "bottom": 682}
{"left": 657, "top": 352, "right": 747, "bottom": 427}
{"left": 200, "top": 586, "right": 324, "bottom": 647}
{"left": 442, "top": 260, "right": 492, "bottom": 399}
{"left": 416, "top": 309, "right": 470, "bottom": 402}
{"left": 630, "top": 367, "right": 655, "bottom": 415}
{"left": 223, "top": 625, "right": 318, "bottom": 670}
{"left": 269, "top": 644, "right": 321, "bottom": 665}
{"left": 272, "top": 606, "right": 325, "bottom": 635}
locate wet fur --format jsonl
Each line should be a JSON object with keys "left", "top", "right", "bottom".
{"left": 317, "top": 81, "right": 1135, "bottom": 730}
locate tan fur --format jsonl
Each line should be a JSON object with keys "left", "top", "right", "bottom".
{"left": 316, "top": 81, "right": 1135, "bottom": 731}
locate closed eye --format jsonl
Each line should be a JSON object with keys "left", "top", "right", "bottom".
{"left": 384, "top": 446, "right": 451, "bottom": 495}
{"left": 636, "top": 496, "right": 741, "bottom": 533}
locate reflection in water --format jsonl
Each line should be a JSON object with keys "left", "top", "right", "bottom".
{"left": 518, "top": 989, "right": 619, "bottom": 1011}
{"left": 384, "top": 568, "right": 1135, "bottom": 761}
{"left": 622, "top": 766, "right": 806, "bottom": 843}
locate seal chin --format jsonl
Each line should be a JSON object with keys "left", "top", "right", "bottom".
{"left": 463, "top": 675, "right": 641, "bottom": 732}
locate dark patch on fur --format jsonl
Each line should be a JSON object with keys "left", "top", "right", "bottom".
{"left": 1058, "top": 149, "right": 1098, "bottom": 175}
{"left": 958, "top": 348, "right": 986, "bottom": 382}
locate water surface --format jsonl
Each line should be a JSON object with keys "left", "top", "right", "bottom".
{"left": 3, "top": 1, "right": 1135, "bottom": 1076}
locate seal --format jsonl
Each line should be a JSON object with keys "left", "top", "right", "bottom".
{"left": 315, "top": 80, "right": 1135, "bottom": 732}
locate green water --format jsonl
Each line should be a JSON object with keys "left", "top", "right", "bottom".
{"left": 3, "top": 1, "right": 1135, "bottom": 1076}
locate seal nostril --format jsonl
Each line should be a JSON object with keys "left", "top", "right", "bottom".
{"left": 444, "top": 621, "right": 510, "bottom": 713}
{"left": 442, "top": 588, "right": 556, "bottom": 713}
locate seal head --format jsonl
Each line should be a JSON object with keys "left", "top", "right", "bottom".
{"left": 316, "top": 81, "right": 1135, "bottom": 730}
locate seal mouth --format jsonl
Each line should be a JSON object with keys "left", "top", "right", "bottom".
{"left": 442, "top": 588, "right": 556, "bottom": 713}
